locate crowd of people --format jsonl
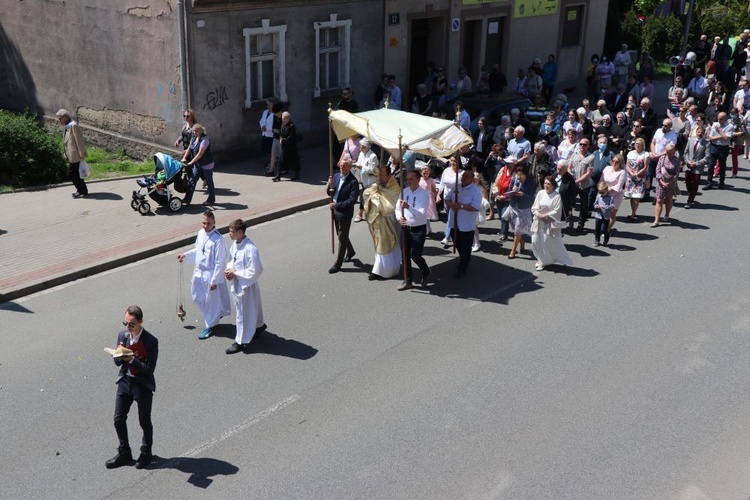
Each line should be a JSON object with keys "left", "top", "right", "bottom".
{"left": 323, "top": 31, "right": 749, "bottom": 280}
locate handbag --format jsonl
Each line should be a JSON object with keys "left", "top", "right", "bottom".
{"left": 501, "top": 205, "right": 512, "bottom": 221}
{"left": 79, "top": 160, "right": 91, "bottom": 178}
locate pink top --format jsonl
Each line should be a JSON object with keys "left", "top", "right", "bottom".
{"left": 602, "top": 166, "right": 627, "bottom": 210}
{"left": 419, "top": 177, "right": 438, "bottom": 220}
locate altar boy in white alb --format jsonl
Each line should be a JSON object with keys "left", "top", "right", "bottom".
{"left": 178, "top": 210, "right": 231, "bottom": 340}
{"left": 224, "top": 219, "right": 266, "bottom": 354}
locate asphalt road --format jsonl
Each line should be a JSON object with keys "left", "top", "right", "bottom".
{"left": 2, "top": 174, "right": 750, "bottom": 500}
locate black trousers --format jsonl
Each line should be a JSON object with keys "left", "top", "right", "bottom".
{"left": 706, "top": 144, "right": 729, "bottom": 186}
{"left": 455, "top": 229, "right": 474, "bottom": 272}
{"left": 576, "top": 187, "right": 591, "bottom": 224}
{"left": 68, "top": 162, "right": 88, "bottom": 195}
{"left": 334, "top": 217, "right": 355, "bottom": 267}
{"left": 114, "top": 378, "right": 153, "bottom": 450}
{"left": 403, "top": 225, "right": 429, "bottom": 283}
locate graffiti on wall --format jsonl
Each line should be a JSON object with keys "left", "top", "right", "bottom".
{"left": 203, "top": 86, "right": 228, "bottom": 110}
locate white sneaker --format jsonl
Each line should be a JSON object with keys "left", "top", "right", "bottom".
{"left": 471, "top": 244, "right": 480, "bottom": 252}
{"left": 440, "top": 238, "right": 450, "bottom": 246}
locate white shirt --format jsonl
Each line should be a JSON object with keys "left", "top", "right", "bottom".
{"left": 454, "top": 184, "right": 482, "bottom": 231}
{"left": 688, "top": 76, "right": 707, "bottom": 96}
{"left": 395, "top": 187, "right": 429, "bottom": 227}
{"left": 355, "top": 150, "right": 379, "bottom": 187}
{"left": 707, "top": 120, "right": 735, "bottom": 147}
{"left": 440, "top": 168, "right": 464, "bottom": 200}
{"left": 651, "top": 128, "right": 678, "bottom": 155}
{"left": 259, "top": 109, "right": 274, "bottom": 138}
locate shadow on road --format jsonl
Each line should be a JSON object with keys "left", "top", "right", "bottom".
{"left": 244, "top": 331, "right": 318, "bottom": 360}
{"left": 149, "top": 455, "right": 239, "bottom": 489}
{"left": 86, "top": 192, "right": 123, "bottom": 201}
{"left": 0, "top": 301, "right": 33, "bottom": 313}
{"left": 688, "top": 202, "right": 738, "bottom": 211}
{"left": 665, "top": 219, "right": 709, "bottom": 230}
{"left": 412, "top": 255, "right": 543, "bottom": 305}
{"left": 0, "top": 228, "right": 6, "bottom": 236}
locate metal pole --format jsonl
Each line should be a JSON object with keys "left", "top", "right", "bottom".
{"left": 681, "top": 0, "right": 696, "bottom": 58}
{"left": 453, "top": 106, "right": 462, "bottom": 255}
{"left": 398, "top": 131, "right": 407, "bottom": 282}
{"left": 327, "top": 102, "right": 335, "bottom": 254}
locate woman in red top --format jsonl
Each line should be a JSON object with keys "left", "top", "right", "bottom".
{"left": 492, "top": 159, "right": 517, "bottom": 243}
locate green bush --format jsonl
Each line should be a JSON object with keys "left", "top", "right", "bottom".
{"left": 0, "top": 110, "right": 67, "bottom": 187}
{"left": 621, "top": 11, "right": 643, "bottom": 54}
{"left": 642, "top": 15, "right": 683, "bottom": 62}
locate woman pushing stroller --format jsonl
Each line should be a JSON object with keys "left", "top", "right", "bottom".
{"left": 181, "top": 123, "right": 217, "bottom": 206}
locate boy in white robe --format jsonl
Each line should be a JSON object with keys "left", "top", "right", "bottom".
{"left": 224, "top": 219, "right": 266, "bottom": 354}
{"left": 178, "top": 210, "right": 231, "bottom": 339}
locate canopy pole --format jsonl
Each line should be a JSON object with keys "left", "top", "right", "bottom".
{"left": 453, "top": 106, "right": 462, "bottom": 255}
{"left": 398, "top": 130, "right": 408, "bottom": 283}
{"left": 327, "top": 102, "right": 335, "bottom": 254}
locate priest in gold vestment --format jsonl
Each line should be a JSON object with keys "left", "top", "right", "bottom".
{"left": 363, "top": 163, "right": 402, "bottom": 279}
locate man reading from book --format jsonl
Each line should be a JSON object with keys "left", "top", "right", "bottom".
{"left": 105, "top": 305, "right": 159, "bottom": 470}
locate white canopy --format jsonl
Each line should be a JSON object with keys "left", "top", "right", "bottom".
{"left": 329, "top": 108, "right": 473, "bottom": 158}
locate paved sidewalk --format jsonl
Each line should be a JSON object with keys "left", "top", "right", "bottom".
{"left": 0, "top": 145, "right": 333, "bottom": 302}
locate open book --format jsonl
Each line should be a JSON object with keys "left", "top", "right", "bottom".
{"left": 104, "top": 346, "right": 134, "bottom": 358}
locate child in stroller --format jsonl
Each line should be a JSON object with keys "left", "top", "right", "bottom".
{"left": 131, "top": 153, "right": 189, "bottom": 214}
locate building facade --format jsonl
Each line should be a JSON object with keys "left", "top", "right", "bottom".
{"left": 384, "top": 0, "right": 608, "bottom": 105}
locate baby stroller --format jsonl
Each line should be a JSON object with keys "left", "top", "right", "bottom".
{"left": 131, "top": 153, "right": 189, "bottom": 214}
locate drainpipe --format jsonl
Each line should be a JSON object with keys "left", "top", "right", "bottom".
{"left": 177, "top": 0, "right": 189, "bottom": 111}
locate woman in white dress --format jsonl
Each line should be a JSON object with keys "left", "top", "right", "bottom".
{"left": 531, "top": 176, "right": 573, "bottom": 271}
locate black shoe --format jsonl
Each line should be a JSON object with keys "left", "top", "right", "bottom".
{"left": 105, "top": 448, "right": 134, "bottom": 469}
{"left": 344, "top": 252, "right": 356, "bottom": 263}
{"left": 420, "top": 271, "right": 431, "bottom": 287}
{"left": 134, "top": 446, "right": 152, "bottom": 470}
{"left": 368, "top": 273, "right": 383, "bottom": 281}
{"left": 576, "top": 224, "right": 584, "bottom": 232}
{"left": 225, "top": 342, "right": 244, "bottom": 354}
{"left": 272, "top": 177, "right": 280, "bottom": 182}
{"left": 603, "top": 238, "right": 609, "bottom": 246}
{"left": 254, "top": 323, "right": 267, "bottom": 335}
{"left": 290, "top": 174, "right": 300, "bottom": 181}
{"left": 328, "top": 265, "right": 341, "bottom": 274}
{"left": 718, "top": 183, "right": 725, "bottom": 189}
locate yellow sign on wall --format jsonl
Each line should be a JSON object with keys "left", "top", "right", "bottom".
{"left": 514, "top": 0, "right": 558, "bottom": 18}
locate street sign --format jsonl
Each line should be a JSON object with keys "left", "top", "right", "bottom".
{"left": 451, "top": 18, "right": 460, "bottom": 32}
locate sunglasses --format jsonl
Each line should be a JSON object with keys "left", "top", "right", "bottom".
{"left": 122, "top": 321, "right": 138, "bottom": 328}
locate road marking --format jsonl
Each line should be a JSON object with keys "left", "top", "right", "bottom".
{"left": 164, "top": 394, "right": 300, "bottom": 466}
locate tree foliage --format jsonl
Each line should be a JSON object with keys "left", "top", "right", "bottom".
{"left": 0, "top": 110, "right": 67, "bottom": 187}
{"left": 642, "top": 15, "right": 683, "bottom": 61}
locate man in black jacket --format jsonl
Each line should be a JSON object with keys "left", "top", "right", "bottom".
{"left": 327, "top": 158, "right": 360, "bottom": 273}
{"left": 106, "top": 305, "right": 159, "bottom": 470}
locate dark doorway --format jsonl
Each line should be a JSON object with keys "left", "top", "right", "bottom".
{"left": 484, "top": 17, "right": 505, "bottom": 69}
{"left": 409, "top": 17, "right": 445, "bottom": 105}
{"left": 463, "top": 20, "right": 482, "bottom": 82}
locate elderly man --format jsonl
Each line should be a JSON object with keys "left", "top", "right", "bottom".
{"left": 363, "top": 165, "right": 402, "bottom": 280}
{"left": 704, "top": 111, "right": 734, "bottom": 189}
{"left": 395, "top": 169, "right": 431, "bottom": 290}
{"left": 445, "top": 170, "right": 482, "bottom": 277}
{"left": 507, "top": 125, "right": 531, "bottom": 165}
{"left": 327, "top": 157, "right": 360, "bottom": 273}
{"left": 352, "top": 138, "right": 379, "bottom": 222}
{"left": 687, "top": 68, "right": 707, "bottom": 99}
{"left": 634, "top": 97, "right": 657, "bottom": 141}
{"left": 56, "top": 109, "right": 89, "bottom": 198}
{"left": 177, "top": 210, "right": 231, "bottom": 340}
{"left": 607, "top": 83, "right": 628, "bottom": 114}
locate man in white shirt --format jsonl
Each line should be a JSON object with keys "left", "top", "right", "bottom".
{"left": 395, "top": 169, "right": 431, "bottom": 290}
{"left": 453, "top": 101, "right": 471, "bottom": 130}
{"left": 177, "top": 210, "right": 231, "bottom": 340}
{"left": 704, "top": 112, "right": 734, "bottom": 189}
{"left": 732, "top": 79, "right": 750, "bottom": 113}
{"left": 353, "top": 138, "right": 380, "bottom": 221}
{"left": 445, "top": 170, "right": 482, "bottom": 277}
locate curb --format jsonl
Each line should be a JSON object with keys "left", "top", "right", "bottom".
{"left": 0, "top": 196, "right": 329, "bottom": 303}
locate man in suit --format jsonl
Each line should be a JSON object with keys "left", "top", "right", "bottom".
{"left": 683, "top": 125, "right": 709, "bottom": 208}
{"left": 607, "top": 83, "right": 629, "bottom": 115}
{"left": 106, "top": 305, "right": 159, "bottom": 470}
{"left": 634, "top": 97, "right": 657, "bottom": 143}
{"left": 327, "top": 157, "right": 360, "bottom": 273}
{"left": 56, "top": 109, "right": 88, "bottom": 198}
